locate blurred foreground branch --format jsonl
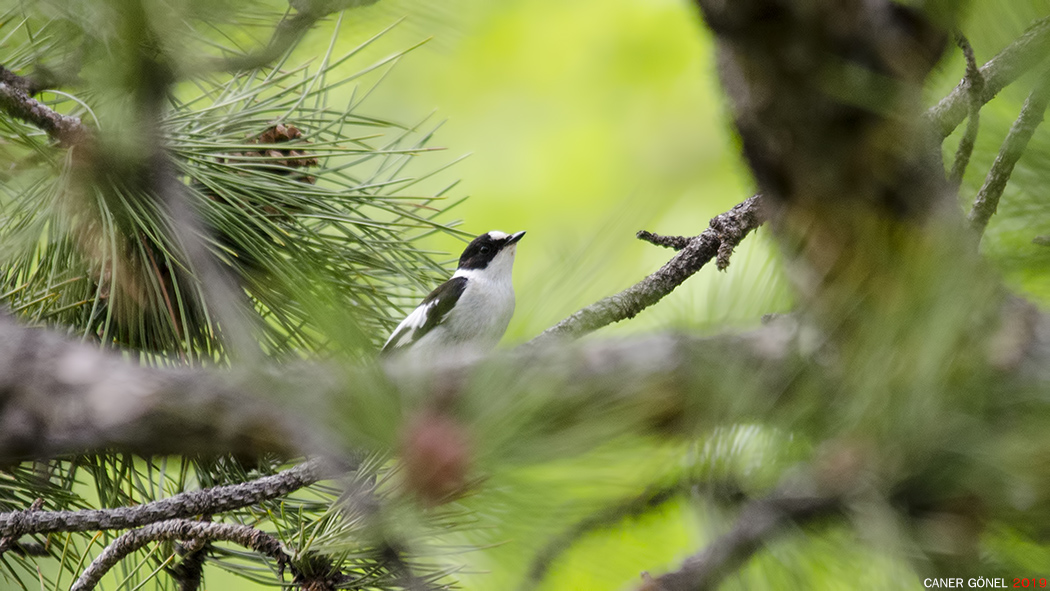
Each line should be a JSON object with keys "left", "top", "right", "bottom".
{"left": 530, "top": 195, "right": 765, "bottom": 345}
{"left": 3, "top": 296, "right": 1050, "bottom": 464}
{"left": 0, "top": 313, "right": 312, "bottom": 461}
{"left": 641, "top": 492, "right": 841, "bottom": 591}
{"left": 0, "top": 311, "right": 788, "bottom": 464}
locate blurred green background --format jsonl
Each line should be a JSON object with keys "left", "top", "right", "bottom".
{"left": 290, "top": 0, "right": 792, "bottom": 347}
{"left": 6, "top": 0, "right": 1050, "bottom": 589}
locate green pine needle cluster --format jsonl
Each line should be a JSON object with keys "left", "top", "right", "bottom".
{"left": 0, "top": 10, "right": 465, "bottom": 362}
{"left": 0, "top": 454, "right": 461, "bottom": 591}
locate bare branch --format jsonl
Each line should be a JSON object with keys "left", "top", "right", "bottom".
{"left": 0, "top": 459, "right": 332, "bottom": 538}
{"left": 928, "top": 17, "right": 1050, "bottom": 140}
{"left": 530, "top": 195, "right": 765, "bottom": 344}
{"left": 948, "top": 34, "right": 984, "bottom": 186}
{"left": 636, "top": 231, "right": 692, "bottom": 251}
{"left": 0, "top": 64, "right": 88, "bottom": 146}
{"left": 641, "top": 493, "right": 840, "bottom": 591}
{"left": 968, "top": 65, "right": 1050, "bottom": 239}
{"left": 70, "top": 519, "right": 288, "bottom": 591}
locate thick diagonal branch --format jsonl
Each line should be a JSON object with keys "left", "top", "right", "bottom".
{"left": 642, "top": 493, "right": 841, "bottom": 591}
{"left": 968, "top": 65, "right": 1050, "bottom": 238}
{"left": 530, "top": 195, "right": 765, "bottom": 344}
{"left": 0, "top": 459, "right": 331, "bottom": 538}
{"left": 70, "top": 519, "right": 288, "bottom": 591}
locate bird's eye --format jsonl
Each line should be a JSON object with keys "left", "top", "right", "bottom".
{"left": 479, "top": 246, "right": 491, "bottom": 254}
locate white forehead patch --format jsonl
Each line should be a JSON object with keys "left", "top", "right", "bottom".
{"left": 486, "top": 230, "right": 509, "bottom": 240}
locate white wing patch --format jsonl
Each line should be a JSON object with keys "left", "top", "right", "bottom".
{"left": 383, "top": 300, "right": 434, "bottom": 351}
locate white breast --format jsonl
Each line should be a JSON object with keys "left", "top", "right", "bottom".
{"left": 444, "top": 272, "right": 515, "bottom": 344}
{"left": 410, "top": 246, "right": 518, "bottom": 353}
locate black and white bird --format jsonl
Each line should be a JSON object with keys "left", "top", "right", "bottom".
{"left": 382, "top": 230, "right": 525, "bottom": 355}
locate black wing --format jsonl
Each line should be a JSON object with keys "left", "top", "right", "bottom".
{"left": 382, "top": 276, "right": 468, "bottom": 353}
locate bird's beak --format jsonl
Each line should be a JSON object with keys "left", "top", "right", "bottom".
{"left": 507, "top": 231, "right": 526, "bottom": 245}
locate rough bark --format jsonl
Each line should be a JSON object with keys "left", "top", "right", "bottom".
{"left": 0, "top": 460, "right": 332, "bottom": 537}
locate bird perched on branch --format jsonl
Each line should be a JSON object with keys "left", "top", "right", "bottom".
{"left": 382, "top": 230, "right": 525, "bottom": 355}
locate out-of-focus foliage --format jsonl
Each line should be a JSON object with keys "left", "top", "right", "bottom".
{"left": 0, "top": 2, "right": 463, "bottom": 361}
{"left": 4, "top": 1, "right": 1050, "bottom": 591}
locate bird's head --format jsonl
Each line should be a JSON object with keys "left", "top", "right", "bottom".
{"left": 457, "top": 230, "right": 525, "bottom": 274}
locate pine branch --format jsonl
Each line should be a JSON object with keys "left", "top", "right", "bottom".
{"left": 530, "top": 195, "right": 765, "bottom": 344}
{"left": 928, "top": 16, "right": 1050, "bottom": 140}
{"left": 70, "top": 519, "right": 288, "bottom": 591}
{"left": 0, "top": 64, "right": 88, "bottom": 146}
{"left": 2, "top": 21, "right": 459, "bottom": 360}
{"left": 948, "top": 34, "right": 983, "bottom": 186}
{"left": 968, "top": 65, "right": 1050, "bottom": 239}
{"left": 0, "top": 459, "right": 332, "bottom": 538}
{"left": 640, "top": 492, "right": 841, "bottom": 591}
{"left": 151, "top": 150, "right": 265, "bottom": 362}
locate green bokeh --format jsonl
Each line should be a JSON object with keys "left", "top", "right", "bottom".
{"left": 290, "top": 0, "right": 790, "bottom": 347}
